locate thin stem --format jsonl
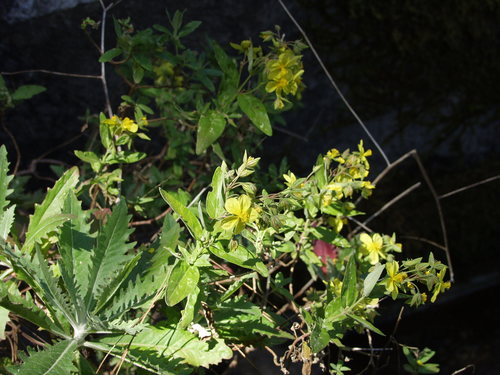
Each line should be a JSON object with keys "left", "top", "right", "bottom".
{"left": 276, "top": 0, "right": 390, "bottom": 167}
{"left": 439, "top": 174, "right": 500, "bottom": 199}
{"left": 99, "top": 0, "right": 114, "bottom": 117}
{"left": 411, "top": 152, "right": 454, "bottom": 282}
{"left": 0, "top": 69, "right": 100, "bottom": 79}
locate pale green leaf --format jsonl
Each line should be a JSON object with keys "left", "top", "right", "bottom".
{"left": 23, "top": 167, "right": 79, "bottom": 253}
{"left": 363, "top": 263, "right": 385, "bottom": 297}
{"left": 206, "top": 167, "right": 224, "bottom": 219}
{"left": 159, "top": 213, "right": 180, "bottom": 251}
{"left": 0, "top": 205, "right": 15, "bottom": 240}
{"left": 96, "top": 324, "right": 233, "bottom": 368}
{"left": 237, "top": 94, "right": 272, "bottom": 136}
{"left": 341, "top": 255, "right": 358, "bottom": 307}
{"left": 16, "top": 339, "right": 78, "bottom": 375}
{"left": 196, "top": 110, "right": 226, "bottom": 154}
{"left": 165, "top": 260, "right": 199, "bottom": 306}
{"left": 0, "top": 306, "right": 10, "bottom": 340}
{"left": 159, "top": 189, "right": 203, "bottom": 240}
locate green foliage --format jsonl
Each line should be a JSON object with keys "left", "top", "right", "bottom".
{"left": 0, "top": 7, "right": 452, "bottom": 375}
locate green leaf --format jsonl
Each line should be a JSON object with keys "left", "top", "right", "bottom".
{"left": 98, "top": 47, "right": 122, "bottom": 63}
{"left": 84, "top": 200, "right": 135, "bottom": 311}
{"left": 206, "top": 167, "right": 224, "bottom": 219}
{"left": 341, "top": 255, "right": 358, "bottom": 307}
{"left": 178, "top": 286, "right": 200, "bottom": 329}
{"left": 0, "top": 281, "right": 65, "bottom": 337}
{"left": 0, "top": 306, "right": 9, "bottom": 340}
{"left": 11, "top": 85, "right": 46, "bottom": 101}
{"left": 160, "top": 214, "right": 181, "bottom": 251}
{"left": 0, "top": 206, "right": 15, "bottom": 240}
{"left": 178, "top": 20, "right": 202, "bottom": 38}
{"left": 310, "top": 317, "right": 330, "bottom": 353}
{"left": 16, "top": 339, "right": 77, "bottom": 375}
{"left": 22, "top": 167, "right": 79, "bottom": 253}
{"left": 133, "top": 65, "right": 144, "bottom": 84}
{"left": 165, "top": 261, "right": 199, "bottom": 306}
{"left": 159, "top": 189, "right": 203, "bottom": 240}
{"left": 59, "top": 192, "right": 94, "bottom": 304}
{"left": 0, "top": 145, "right": 14, "bottom": 213}
{"left": 212, "top": 42, "right": 237, "bottom": 78}
{"left": 196, "top": 110, "right": 226, "bottom": 154}
{"left": 99, "top": 114, "right": 112, "bottom": 149}
{"left": 209, "top": 242, "right": 268, "bottom": 277}
{"left": 95, "top": 324, "right": 233, "bottom": 368}
{"left": 237, "top": 94, "right": 272, "bottom": 136}
{"left": 363, "top": 263, "right": 385, "bottom": 297}
{"left": 347, "top": 314, "right": 385, "bottom": 336}
{"left": 214, "top": 297, "right": 293, "bottom": 343}
{"left": 100, "top": 247, "right": 170, "bottom": 320}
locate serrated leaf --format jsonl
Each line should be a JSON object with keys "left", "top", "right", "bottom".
{"left": 363, "top": 263, "right": 385, "bottom": 297}
{"left": 0, "top": 145, "right": 14, "bottom": 213}
{"left": 159, "top": 189, "right": 203, "bottom": 240}
{"left": 0, "top": 281, "right": 64, "bottom": 337}
{"left": 96, "top": 324, "right": 233, "bottom": 368}
{"left": 98, "top": 47, "right": 122, "bottom": 63}
{"left": 11, "top": 85, "right": 46, "bottom": 101}
{"left": 84, "top": 200, "right": 134, "bottom": 312}
{"left": 2, "top": 245, "right": 70, "bottom": 332}
{"left": 341, "top": 255, "right": 358, "bottom": 307}
{"left": 196, "top": 110, "right": 226, "bottom": 154}
{"left": 214, "top": 297, "right": 293, "bottom": 343}
{"left": 16, "top": 339, "right": 77, "bottom": 375}
{"left": 165, "top": 261, "right": 199, "bottom": 306}
{"left": 206, "top": 167, "right": 224, "bottom": 219}
{"left": 178, "top": 286, "right": 200, "bottom": 329}
{"left": 237, "top": 94, "right": 272, "bottom": 136}
{"left": 209, "top": 242, "right": 268, "bottom": 277}
{"left": 22, "top": 167, "right": 79, "bottom": 253}
{"left": 58, "top": 192, "right": 94, "bottom": 308}
{"left": 0, "top": 205, "right": 15, "bottom": 240}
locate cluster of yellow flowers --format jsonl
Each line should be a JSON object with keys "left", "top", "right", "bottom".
{"left": 103, "top": 115, "right": 147, "bottom": 135}
{"left": 264, "top": 49, "right": 304, "bottom": 110}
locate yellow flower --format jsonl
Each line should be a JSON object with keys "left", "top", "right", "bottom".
{"left": 431, "top": 268, "right": 451, "bottom": 302}
{"left": 103, "top": 115, "right": 120, "bottom": 128}
{"left": 360, "top": 233, "right": 386, "bottom": 265}
{"left": 384, "top": 261, "right": 407, "bottom": 299}
{"left": 121, "top": 117, "right": 138, "bottom": 133}
{"left": 221, "top": 195, "right": 259, "bottom": 234}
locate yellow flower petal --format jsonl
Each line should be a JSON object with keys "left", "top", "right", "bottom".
{"left": 225, "top": 197, "right": 240, "bottom": 215}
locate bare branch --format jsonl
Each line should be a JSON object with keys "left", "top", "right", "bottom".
{"left": 0, "top": 69, "right": 101, "bottom": 79}
{"left": 439, "top": 174, "right": 500, "bottom": 199}
{"left": 276, "top": 0, "right": 390, "bottom": 167}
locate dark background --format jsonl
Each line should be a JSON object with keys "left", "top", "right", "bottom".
{"left": 1, "top": 1, "right": 499, "bottom": 374}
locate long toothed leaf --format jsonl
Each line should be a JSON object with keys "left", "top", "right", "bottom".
{"left": 22, "top": 167, "right": 79, "bottom": 253}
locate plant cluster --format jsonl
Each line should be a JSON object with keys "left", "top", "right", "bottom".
{"left": 0, "top": 8, "right": 450, "bottom": 375}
